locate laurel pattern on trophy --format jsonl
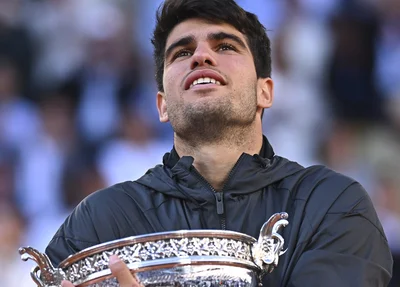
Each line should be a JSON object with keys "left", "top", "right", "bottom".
{"left": 65, "top": 237, "right": 254, "bottom": 283}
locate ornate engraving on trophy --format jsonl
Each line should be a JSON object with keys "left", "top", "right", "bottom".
{"left": 20, "top": 212, "right": 289, "bottom": 287}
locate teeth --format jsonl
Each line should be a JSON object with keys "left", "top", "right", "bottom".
{"left": 191, "top": 77, "right": 222, "bottom": 87}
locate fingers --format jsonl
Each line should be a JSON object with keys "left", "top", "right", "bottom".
{"left": 61, "top": 280, "right": 75, "bottom": 287}
{"left": 109, "top": 255, "right": 141, "bottom": 287}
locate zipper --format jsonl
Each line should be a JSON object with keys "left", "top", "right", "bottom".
{"left": 192, "top": 169, "right": 226, "bottom": 229}
{"left": 217, "top": 155, "right": 244, "bottom": 230}
{"left": 215, "top": 192, "right": 226, "bottom": 229}
{"left": 191, "top": 154, "right": 245, "bottom": 230}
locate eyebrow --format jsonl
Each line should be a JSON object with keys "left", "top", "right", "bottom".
{"left": 165, "top": 32, "right": 248, "bottom": 60}
{"left": 208, "top": 32, "right": 247, "bottom": 50}
{"left": 165, "top": 35, "right": 195, "bottom": 61}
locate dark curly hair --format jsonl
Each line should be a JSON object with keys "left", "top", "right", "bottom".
{"left": 152, "top": 0, "right": 272, "bottom": 92}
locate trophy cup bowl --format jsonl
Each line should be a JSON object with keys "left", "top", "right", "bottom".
{"left": 19, "top": 212, "right": 289, "bottom": 287}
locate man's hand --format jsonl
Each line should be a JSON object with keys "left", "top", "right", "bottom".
{"left": 61, "top": 255, "right": 140, "bottom": 287}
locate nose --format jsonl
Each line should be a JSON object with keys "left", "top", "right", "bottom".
{"left": 190, "top": 44, "right": 217, "bottom": 70}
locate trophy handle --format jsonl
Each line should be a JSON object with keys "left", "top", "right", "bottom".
{"left": 30, "top": 265, "right": 45, "bottom": 287}
{"left": 19, "top": 246, "right": 66, "bottom": 287}
{"left": 253, "top": 212, "right": 289, "bottom": 274}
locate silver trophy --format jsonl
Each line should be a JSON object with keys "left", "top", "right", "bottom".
{"left": 20, "top": 212, "right": 288, "bottom": 287}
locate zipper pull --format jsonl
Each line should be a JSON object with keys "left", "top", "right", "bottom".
{"left": 215, "top": 192, "right": 224, "bottom": 215}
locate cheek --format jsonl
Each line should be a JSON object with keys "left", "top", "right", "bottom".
{"left": 163, "top": 63, "right": 186, "bottom": 92}
{"left": 229, "top": 58, "right": 256, "bottom": 80}
{"left": 162, "top": 71, "right": 172, "bottom": 93}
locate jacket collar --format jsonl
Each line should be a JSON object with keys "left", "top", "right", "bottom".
{"left": 137, "top": 135, "right": 303, "bottom": 201}
{"left": 163, "top": 135, "right": 275, "bottom": 170}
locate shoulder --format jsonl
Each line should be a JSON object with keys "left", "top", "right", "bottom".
{"left": 301, "top": 164, "right": 355, "bottom": 187}
{"left": 83, "top": 181, "right": 136, "bottom": 202}
{"left": 302, "top": 164, "right": 365, "bottom": 198}
{"left": 276, "top": 159, "right": 369, "bottom": 211}
{"left": 50, "top": 181, "right": 154, "bottom": 242}
{"left": 287, "top": 163, "right": 359, "bottom": 198}
{"left": 275, "top": 157, "right": 356, "bottom": 193}
{"left": 290, "top": 164, "right": 376, "bottom": 219}
{"left": 80, "top": 180, "right": 154, "bottom": 212}
{"left": 80, "top": 179, "right": 170, "bottom": 218}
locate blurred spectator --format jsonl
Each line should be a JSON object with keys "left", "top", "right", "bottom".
{"left": 0, "top": 145, "right": 17, "bottom": 204}
{"left": 327, "top": 0, "right": 383, "bottom": 123}
{"left": 0, "top": 201, "right": 34, "bottom": 286}
{"left": 0, "top": 57, "right": 41, "bottom": 152}
{"left": 362, "top": 127, "right": 400, "bottom": 251}
{"left": 16, "top": 89, "right": 77, "bottom": 219}
{"left": 363, "top": 126, "right": 400, "bottom": 287}
{"left": 54, "top": 1, "right": 143, "bottom": 148}
{"left": 62, "top": 151, "right": 106, "bottom": 209}
{"left": 318, "top": 122, "right": 378, "bottom": 194}
{"left": 0, "top": 0, "right": 34, "bottom": 97}
{"left": 97, "top": 106, "right": 170, "bottom": 186}
{"left": 263, "top": 0, "right": 331, "bottom": 166}
{"left": 74, "top": 35, "right": 141, "bottom": 147}
{"left": 24, "top": 0, "right": 87, "bottom": 91}
{"left": 16, "top": 88, "right": 79, "bottom": 251}
{"left": 375, "top": 0, "right": 400, "bottom": 132}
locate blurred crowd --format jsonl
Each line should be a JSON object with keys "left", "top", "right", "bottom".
{"left": 0, "top": 0, "right": 399, "bottom": 285}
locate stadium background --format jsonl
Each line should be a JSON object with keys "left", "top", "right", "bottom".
{"left": 0, "top": 0, "right": 399, "bottom": 285}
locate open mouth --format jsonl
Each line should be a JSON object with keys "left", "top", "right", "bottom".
{"left": 190, "top": 77, "right": 222, "bottom": 89}
{"left": 184, "top": 69, "right": 226, "bottom": 90}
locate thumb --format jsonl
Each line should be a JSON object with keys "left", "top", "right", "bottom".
{"left": 109, "top": 255, "right": 141, "bottom": 287}
{"left": 61, "top": 280, "right": 75, "bottom": 287}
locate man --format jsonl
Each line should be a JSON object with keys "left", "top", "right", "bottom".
{"left": 56, "top": 0, "right": 393, "bottom": 286}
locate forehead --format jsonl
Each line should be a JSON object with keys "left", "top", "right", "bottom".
{"left": 166, "top": 18, "right": 246, "bottom": 48}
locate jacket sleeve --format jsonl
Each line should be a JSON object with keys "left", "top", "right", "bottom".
{"left": 287, "top": 183, "right": 393, "bottom": 287}
{"left": 45, "top": 198, "right": 101, "bottom": 266}
{"left": 45, "top": 183, "right": 148, "bottom": 266}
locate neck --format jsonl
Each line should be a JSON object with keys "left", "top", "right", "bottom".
{"left": 174, "top": 126, "right": 263, "bottom": 191}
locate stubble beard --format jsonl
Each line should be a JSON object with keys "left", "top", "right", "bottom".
{"left": 168, "top": 88, "right": 258, "bottom": 148}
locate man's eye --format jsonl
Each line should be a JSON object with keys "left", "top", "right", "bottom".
{"left": 174, "top": 50, "right": 192, "bottom": 59}
{"left": 218, "top": 43, "right": 236, "bottom": 51}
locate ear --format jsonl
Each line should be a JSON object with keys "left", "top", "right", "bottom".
{"left": 157, "top": 91, "right": 169, "bottom": 123}
{"left": 257, "top": 77, "right": 274, "bottom": 109}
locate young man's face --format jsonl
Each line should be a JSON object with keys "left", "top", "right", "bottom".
{"left": 156, "top": 18, "right": 273, "bottom": 143}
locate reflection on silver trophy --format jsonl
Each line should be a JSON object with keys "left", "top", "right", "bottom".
{"left": 19, "top": 212, "right": 289, "bottom": 287}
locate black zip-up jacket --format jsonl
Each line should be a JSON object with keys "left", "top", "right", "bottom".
{"left": 46, "top": 136, "right": 393, "bottom": 286}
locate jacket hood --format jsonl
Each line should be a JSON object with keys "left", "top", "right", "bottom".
{"left": 136, "top": 136, "right": 304, "bottom": 203}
